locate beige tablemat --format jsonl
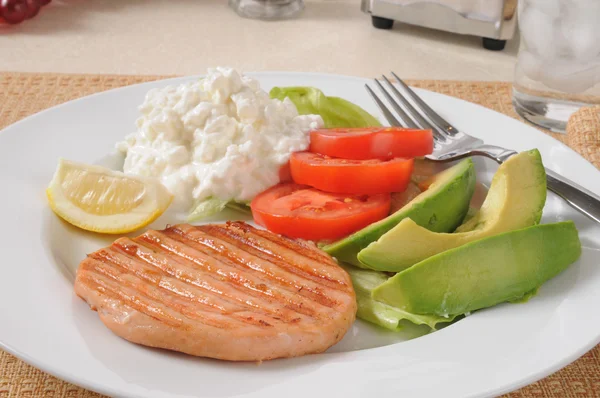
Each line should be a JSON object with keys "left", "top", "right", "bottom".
{"left": 0, "top": 72, "right": 598, "bottom": 398}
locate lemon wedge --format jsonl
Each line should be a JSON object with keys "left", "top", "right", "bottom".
{"left": 46, "top": 159, "right": 173, "bottom": 234}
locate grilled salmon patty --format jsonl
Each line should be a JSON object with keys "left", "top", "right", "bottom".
{"left": 74, "top": 221, "right": 357, "bottom": 361}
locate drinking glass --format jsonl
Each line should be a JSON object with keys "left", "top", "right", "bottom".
{"left": 513, "top": 0, "right": 600, "bottom": 132}
{"left": 229, "top": 0, "right": 304, "bottom": 20}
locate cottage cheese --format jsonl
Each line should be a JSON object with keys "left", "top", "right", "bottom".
{"left": 117, "top": 67, "right": 323, "bottom": 211}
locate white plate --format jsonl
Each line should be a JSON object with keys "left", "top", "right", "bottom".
{"left": 1, "top": 72, "right": 599, "bottom": 398}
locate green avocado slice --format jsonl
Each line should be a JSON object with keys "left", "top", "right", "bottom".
{"left": 341, "top": 264, "right": 456, "bottom": 331}
{"left": 323, "top": 158, "right": 476, "bottom": 266}
{"left": 372, "top": 221, "right": 581, "bottom": 317}
{"left": 358, "top": 149, "right": 547, "bottom": 272}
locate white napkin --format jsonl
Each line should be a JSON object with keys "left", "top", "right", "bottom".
{"left": 383, "top": 0, "right": 504, "bottom": 22}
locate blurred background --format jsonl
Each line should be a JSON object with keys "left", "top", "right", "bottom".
{"left": 0, "top": 0, "right": 522, "bottom": 80}
{"left": 3, "top": 0, "right": 599, "bottom": 132}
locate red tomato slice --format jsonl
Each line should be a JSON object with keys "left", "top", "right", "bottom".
{"left": 309, "top": 127, "right": 433, "bottom": 160}
{"left": 251, "top": 183, "right": 391, "bottom": 241}
{"left": 278, "top": 162, "right": 292, "bottom": 182}
{"left": 290, "top": 152, "right": 414, "bottom": 195}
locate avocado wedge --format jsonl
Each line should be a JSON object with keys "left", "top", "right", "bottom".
{"left": 358, "top": 150, "right": 547, "bottom": 271}
{"left": 323, "top": 158, "right": 476, "bottom": 266}
{"left": 341, "top": 264, "right": 456, "bottom": 331}
{"left": 372, "top": 221, "right": 581, "bottom": 317}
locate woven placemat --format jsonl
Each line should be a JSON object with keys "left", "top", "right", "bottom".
{"left": 0, "top": 72, "right": 598, "bottom": 398}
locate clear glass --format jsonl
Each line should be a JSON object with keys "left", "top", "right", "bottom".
{"left": 229, "top": 0, "right": 304, "bottom": 20}
{"left": 513, "top": 0, "right": 600, "bottom": 133}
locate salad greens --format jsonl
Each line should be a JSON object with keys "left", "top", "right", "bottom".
{"left": 270, "top": 87, "right": 381, "bottom": 128}
{"left": 188, "top": 198, "right": 252, "bottom": 222}
{"left": 187, "top": 197, "right": 229, "bottom": 222}
{"left": 225, "top": 201, "right": 252, "bottom": 214}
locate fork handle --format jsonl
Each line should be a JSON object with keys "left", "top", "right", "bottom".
{"left": 546, "top": 168, "right": 600, "bottom": 224}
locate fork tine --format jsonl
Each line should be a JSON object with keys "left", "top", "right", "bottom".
{"left": 366, "top": 83, "right": 442, "bottom": 150}
{"left": 390, "top": 71, "right": 459, "bottom": 136}
{"left": 372, "top": 79, "right": 419, "bottom": 129}
{"left": 382, "top": 73, "right": 448, "bottom": 143}
{"left": 380, "top": 76, "right": 447, "bottom": 144}
{"left": 380, "top": 75, "right": 434, "bottom": 131}
{"left": 364, "top": 84, "right": 402, "bottom": 127}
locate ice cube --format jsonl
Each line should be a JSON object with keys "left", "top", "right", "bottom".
{"left": 558, "top": 4, "right": 600, "bottom": 61}
{"left": 519, "top": 7, "right": 557, "bottom": 58}
{"left": 561, "top": 23, "right": 600, "bottom": 61}
{"left": 527, "top": 0, "right": 561, "bottom": 18}
{"left": 517, "top": 50, "right": 543, "bottom": 81}
{"left": 541, "top": 60, "right": 600, "bottom": 94}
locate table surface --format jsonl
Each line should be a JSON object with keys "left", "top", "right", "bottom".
{"left": 0, "top": 0, "right": 520, "bottom": 80}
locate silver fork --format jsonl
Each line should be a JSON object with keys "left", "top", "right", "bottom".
{"left": 366, "top": 72, "right": 600, "bottom": 224}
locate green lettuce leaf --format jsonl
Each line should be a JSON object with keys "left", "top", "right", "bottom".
{"left": 341, "top": 264, "right": 456, "bottom": 331}
{"left": 188, "top": 199, "right": 253, "bottom": 222}
{"left": 269, "top": 86, "right": 381, "bottom": 128}
{"left": 225, "top": 201, "right": 252, "bottom": 214}
{"left": 187, "top": 197, "right": 229, "bottom": 222}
